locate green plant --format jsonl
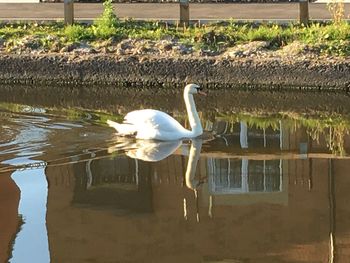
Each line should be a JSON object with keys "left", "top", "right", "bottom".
{"left": 298, "top": 22, "right": 350, "bottom": 56}
{"left": 1, "top": 20, "right": 350, "bottom": 56}
{"left": 64, "top": 24, "right": 91, "bottom": 42}
{"left": 93, "top": 0, "right": 118, "bottom": 39}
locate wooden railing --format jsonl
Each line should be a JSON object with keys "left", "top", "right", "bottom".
{"left": 63, "top": 0, "right": 310, "bottom": 25}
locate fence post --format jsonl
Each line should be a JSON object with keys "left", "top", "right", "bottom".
{"left": 180, "top": 0, "right": 190, "bottom": 26}
{"left": 64, "top": 0, "right": 74, "bottom": 25}
{"left": 299, "top": 0, "right": 309, "bottom": 25}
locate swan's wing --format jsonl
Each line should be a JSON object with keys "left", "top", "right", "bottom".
{"left": 124, "top": 109, "right": 186, "bottom": 133}
{"left": 107, "top": 120, "right": 137, "bottom": 135}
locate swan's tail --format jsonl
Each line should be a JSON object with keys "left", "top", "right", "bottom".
{"left": 107, "top": 120, "right": 137, "bottom": 136}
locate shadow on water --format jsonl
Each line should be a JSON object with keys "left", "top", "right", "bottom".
{"left": 1, "top": 93, "right": 350, "bottom": 262}
{"left": 2, "top": 84, "right": 350, "bottom": 115}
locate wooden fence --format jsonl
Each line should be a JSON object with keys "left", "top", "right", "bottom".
{"left": 63, "top": 0, "right": 310, "bottom": 25}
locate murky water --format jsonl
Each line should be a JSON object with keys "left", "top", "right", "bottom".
{"left": 1, "top": 92, "right": 350, "bottom": 263}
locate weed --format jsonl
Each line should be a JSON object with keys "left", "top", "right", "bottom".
{"left": 92, "top": 0, "right": 118, "bottom": 39}
{"left": 64, "top": 24, "right": 91, "bottom": 42}
{"left": 327, "top": 0, "right": 345, "bottom": 24}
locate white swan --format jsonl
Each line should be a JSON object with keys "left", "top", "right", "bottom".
{"left": 107, "top": 84, "right": 206, "bottom": 141}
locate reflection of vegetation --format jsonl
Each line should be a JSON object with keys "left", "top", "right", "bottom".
{"left": 218, "top": 112, "right": 350, "bottom": 156}
{"left": 0, "top": 103, "right": 36, "bottom": 113}
{"left": 7, "top": 215, "right": 24, "bottom": 263}
{"left": 61, "top": 108, "right": 123, "bottom": 126}
{"left": 219, "top": 113, "right": 281, "bottom": 131}
{"left": 328, "top": 125, "right": 348, "bottom": 156}
{"left": 296, "top": 115, "right": 349, "bottom": 156}
{"left": 0, "top": 102, "right": 123, "bottom": 126}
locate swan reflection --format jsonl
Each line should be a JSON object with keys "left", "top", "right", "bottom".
{"left": 78, "top": 135, "right": 287, "bottom": 221}
{"left": 108, "top": 137, "right": 204, "bottom": 189}
{"left": 108, "top": 138, "right": 182, "bottom": 162}
{"left": 104, "top": 136, "right": 285, "bottom": 195}
{"left": 107, "top": 137, "right": 205, "bottom": 221}
{"left": 185, "top": 139, "right": 203, "bottom": 190}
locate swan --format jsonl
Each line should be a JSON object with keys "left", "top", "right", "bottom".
{"left": 107, "top": 83, "right": 206, "bottom": 141}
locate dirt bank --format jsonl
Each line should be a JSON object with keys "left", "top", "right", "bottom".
{"left": 0, "top": 53, "right": 349, "bottom": 90}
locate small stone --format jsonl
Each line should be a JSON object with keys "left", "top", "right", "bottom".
{"left": 46, "top": 35, "right": 58, "bottom": 42}
{"left": 139, "top": 56, "right": 148, "bottom": 63}
{"left": 95, "top": 39, "right": 112, "bottom": 49}
{"left": 116, "top": 48, "right": 125, "bottom": 56}
{"left": 227, "top": 50, "right": 243, "bottom": 58}
{"left": 59, "top": 46, "right": 68, "bottom": 53}
{"left": 226, "top": 41, "right": 270, "bottom": 58}
{"left": 50, "top": 42, "right": 61, "bottom": 53}
{"left": 65, "top": 42, "right": 80, "bottom": 52}
{"left": 172, "top": 44, "right": 192, "bottom": 55}
{"left": 100, "top": 47, "right": 108, "bottom": 53}
{"left": 107, "top": 46, "right": 117, "bottom": 53}
{"left": 156, "top": 40, "right": 173, "bottom": 52}
{"left": 162, "top": 43, "right": 173, "bottom": 51}
{"left": 118, "top": 39, "right": 133, "bottom": 50}
{"left": 73, "top": 47, "right": 93, "bottom": 54}
{"left": 90, "top": 48, "right": 98, "bottom": 54}
{"left": 0, "top": 37, "right": 5, "bottom": 47}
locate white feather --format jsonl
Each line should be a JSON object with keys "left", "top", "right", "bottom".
{"left": 106, "top": 120, "right": 136, "bottom": 136}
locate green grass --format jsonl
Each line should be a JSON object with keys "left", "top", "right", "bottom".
{"left": 64, "top": 24, "right": 92, "bottom": 42}
{"left": 0, "top": 0, "right": 350, "bottom": 56}
{"left": 0, "top": 0, "right": 349, "bottom": 55}
{"left": 0, "top": 14, "right": 349, "bottom": 56}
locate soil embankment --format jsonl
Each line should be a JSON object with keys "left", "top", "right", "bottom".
{"left": 0, "top": 53, "right": 349, "bottom": 90}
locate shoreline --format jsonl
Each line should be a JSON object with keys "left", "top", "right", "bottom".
{"left": 0, "top": 53, "right": 349, "bottom": 90}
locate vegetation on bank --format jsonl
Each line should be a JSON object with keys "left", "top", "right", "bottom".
{"left": 0, "top": 0, "right": 349, "bottom": 57}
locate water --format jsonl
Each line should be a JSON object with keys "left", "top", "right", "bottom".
{"left": 1, "top": 91, "right": 350, "bottom": 263}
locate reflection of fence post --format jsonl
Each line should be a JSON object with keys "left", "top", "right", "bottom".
{"left": 180, "top": 0, "right": 190, "bottom": 26}
{"left": 299, "top": 0, "right": 309, "bottom": 24}
{"left": 241, "top": 159, "right": 249, "bottom": 193}
{"left": 240, "top": 121, "right": 248, "bottom": 149}
{"left": 64, "top": 0, "right": 74, "bottom": 25}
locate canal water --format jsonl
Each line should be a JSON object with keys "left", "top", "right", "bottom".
{"left": 1, "top": 88, "right": 350, "bottom": 263}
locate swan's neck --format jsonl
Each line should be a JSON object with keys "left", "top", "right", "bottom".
{"left": 184, "top": 93, "right": 203, "bottom": 137}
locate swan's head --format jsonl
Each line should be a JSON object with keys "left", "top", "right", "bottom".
{"left": 184, "top": 84, "right": 207, "bottom": 96}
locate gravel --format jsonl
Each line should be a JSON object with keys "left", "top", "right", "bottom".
{"left": 0, "top": 38, "right": 349, "bottom": 90}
